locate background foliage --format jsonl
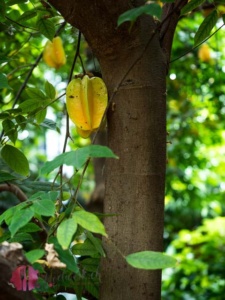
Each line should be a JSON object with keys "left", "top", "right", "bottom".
{"left": 1, "top": 0, "right": 225, "bottom": 299}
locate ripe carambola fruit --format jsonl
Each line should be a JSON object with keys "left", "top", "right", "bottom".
{"left": 198, "top": 44, "right": 211, "bottom": 63}
{"left": 66, "top": 75, "right": 108, "bottom": 138}
{"left": 43, "top": 37, "right": 66, "bottom": 69}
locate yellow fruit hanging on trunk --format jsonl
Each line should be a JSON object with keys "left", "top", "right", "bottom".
{"left": 43, "top": 37, "right": 66, "bottom": 69}
{"left": 198, "top": 44, "right": 211, "bottom": 63}
{"left": 66, "top": 75, "right": 108, "bottom": 138}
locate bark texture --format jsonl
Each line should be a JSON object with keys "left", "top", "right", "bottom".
{"left": 48, "top": 0, "right": 185, "bottom": 299}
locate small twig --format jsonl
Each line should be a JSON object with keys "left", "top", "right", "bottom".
{"left": 69, "top": 158, "right": 90, "bottom": 213}
{"left": 68, "top": 30, "right": 82, "bottom": 82}
{"left": 57, "top": 31, "right": 82, "bottom": 209}
{"left": 79, "top": 54, "right": 86, "bottom": 74}
{"left": 5, "top": 16, "right": 37, "bottom": 31}
{"left": 170, "top": 23, "right": 225, "bottom": 63}
{"left": 6, "top": 64, "right": 34, "bottom": 77}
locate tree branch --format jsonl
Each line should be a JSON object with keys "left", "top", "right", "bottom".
{"left": 160, "top": 0, "right": 188, "bottom": 66}
{"left": 0, "top": 183, "right": 48, "bottom": 240}
{"left": 0, "top": 183, "right": 27, "bottom": 202}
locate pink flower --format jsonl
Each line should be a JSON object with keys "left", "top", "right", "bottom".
{"left": 10, "top": 265, "right": 39, "bottom": 291}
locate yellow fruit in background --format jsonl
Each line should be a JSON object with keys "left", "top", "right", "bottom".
{"left": 66, "top": 75, "right": 108, "bottom": 138}
{"left": 43, "top": 36, "right": 66, "bottom": 69}
{"left": 198, "top": 44, "right": 211, "bottom": 62}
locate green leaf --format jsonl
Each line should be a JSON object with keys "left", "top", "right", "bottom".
{"left": 45, "top": 80, "right": 56, "bottom": 100}
{"left": 80, "top": 257, "right": 100, "bottom": 272}
{"left": 84, "top": 277, "right": 99, "bottom": 299}
{"left": 35, "top": 108, "right": 47, "bottom": 124}
{"left": 73, "top": 210, "right": 107, "bottom": 236}
{"left": 26, "top": 87, "right": 47, "bottom": 100}
{"left": 194, "top": 10, "right": 218, "bottom": 46}
{"left": 7, "top": 0, "right": 27, "bottom": 5}
{"left": 1, "top": 144, "right": 30, "bottom": 176}
{"left": 0, "top": 0, "right": 6, "bottom": 21}
{"left": 0, "top": 112, "right": 10, "bottom": 119}
{"left": 36, "top": 18, "right": 55, "bottom": 40}
{"left": 0, "top": 73, "right": 11, "bottom": 89}
{"left": 32, "top": 199, "right": 55, "bottom": 216}
{"left": 2, "top": 119, "right": 17, "bottom": 144}
{"left": 40, "top": 145, "right": 118, "bottom": 175}
{"left": 57, "top": 218, "right": 77, "bottom": 249}
{"left": 86, "top": 232, "right": 105, "bottom": 257}
{"left": 9, "top": 208, "right": 34, "bottom": 237}
{"left": 0, "top": 171, "right": 17, "bottom": 182}
{"left": 118, "top": 4, "right": 162, "bottom": 27}
{"left": 17, "top": 10, "right": 37, "bottom": 23}
{"left": 222, "top": 14, "right": 225, "bottom": 24}
{"left": 0, "top": 56, "right": 9, "bottom": 64}
{"left": 0, "top": 206, "right": 16, "bottom": 225}
{"left": 125, "top": 251, "right": 176, "bottom": 270}
{"left": 19, "top": 222, "right": 41, "bottom": 233}
{"left": 15, "top": 115, "right": 27, "bottom": 130}
{"left": 181, "top": 0, "right": 205, "bottom": 15}
{"left": 40, "top": 118, "right": 59, "bottom": 131}
{"left": 25, "top": 249, "right": 45, "bottom": 264}
{"left": 72, "top": 238, "right": 99, "bottom": 257}
{"left": 10, "top": 232, "right": 33, "bottom": 243}
{"left": 49, "top": 236, "right": 80, "bottom": 274}
{"left": 19, "top": 99, "right": 42, "bottom": 113}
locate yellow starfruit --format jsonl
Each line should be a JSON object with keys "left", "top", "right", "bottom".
{"left": 43, "top": 37, "right": 66, "bottom": 69}
{"left": 66, "top": 75, "right": 108, "bottom": 138}
{"left": 198, "top": 44, "right": 211, "bottom": 63}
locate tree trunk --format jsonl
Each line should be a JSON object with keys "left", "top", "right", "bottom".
{"left": 99, "top": 27, "right": 166, "bottom": 300}
{"left": 48, "top": 1, "right": 173, "bottom": 299}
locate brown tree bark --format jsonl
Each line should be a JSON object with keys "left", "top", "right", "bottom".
{"left": 48, "top": 0, "right": 187, "bottom": 299}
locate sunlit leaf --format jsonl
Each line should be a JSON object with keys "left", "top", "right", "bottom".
{"left": 194, "top": 10, "right": 218, "bottom": 46}
{"left": 73, "top": 210, "right": 107, "bottom": 236}
{"left": 9, "top": 208, "right": 34, "bottom": 237}
{"left": 40, "top": 145, "right": 118, "bottom": 175}
{"left": 36, "top": 18, "right": 55, "bottom": 41}
{"left": 25, "top": 249, "right": 45, "bottom": 264}
{"left": 1, "top": 144, "right": 29, "bottom": 176}
{"left": 35, "top": 108, "right": 47, "bottom": 124}
{"left": 45, "top": 80, "right": 56, "bottom": 100}
{"left": 57, "top": 218, "right": 77, "bottom": 249}
{"left": 26, "top": 87, "right": 47, "bottom": 100}
{"left": 17, "top": 10, "right": 37, "bottom": 23}
{"left": 19, "top": 99, "right": 42, "bottom": 113}
{"left": 32, "top": 199, "right": 55, "bottom": 216}
{"left": 125, "top": 251, "right": 176, "bottom": 270}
